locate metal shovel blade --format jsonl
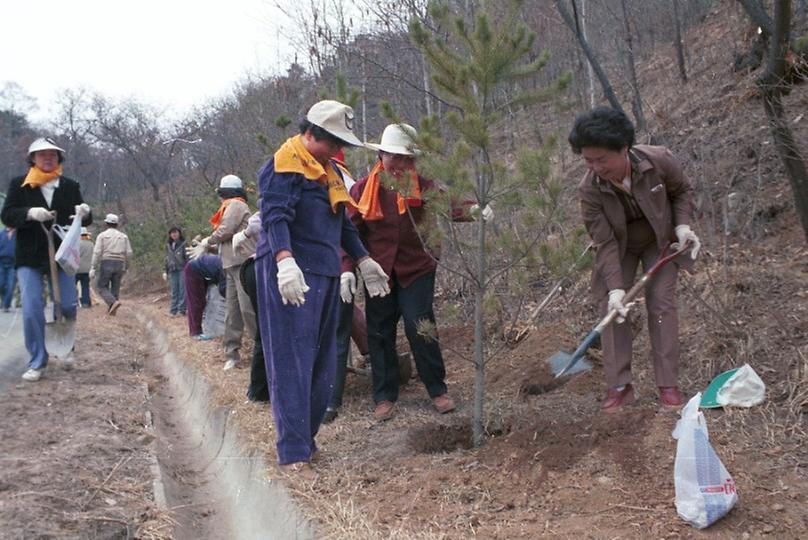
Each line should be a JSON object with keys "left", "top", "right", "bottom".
{"left": 547, "top": 350, "right": 593, "bottom": 378}
{"left": 45, "top": 317, "right": 76, "bottom": 358}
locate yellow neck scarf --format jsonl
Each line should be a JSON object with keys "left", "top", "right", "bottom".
{"left": 274, "top": 135, "right": 357, "bottom": 213}
{"left": 22, "top": 165, "right": 62, "bottom": 188}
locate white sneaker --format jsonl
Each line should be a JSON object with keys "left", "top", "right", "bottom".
{"left": 22, "top": 369, "right": 43, "bottom": 382}
{"left": 62, "top": 353, "right": 75, "bottom": 371}
{"left": 223, "top": 359, "right": 238, "bottom": 371}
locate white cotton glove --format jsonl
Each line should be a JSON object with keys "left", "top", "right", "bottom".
{"left": 276, "top": 257, "right": 309, "bottom": 306}
{"left": 674, "top": 225, "right": 701, "bottom": 260}
{"left": 340, "top": 271, "right": 357, "bottom": 304}
{"left": 89, "top": 268, "right": 96, "bottom": 280}
{"left": 470, "top": 203, "right": 494, "bottom": 222}
{"left": 607, "top": 289, "right": 633, "bottom": 324}
{"left": 74, "top": 203, "right": 90, "bottom": 218}
{"left": 188, "top": 237, "right": 209, "bottom": 261}
{"left": 162, "top": 272, "right": 168, "bottom": 281}
{"left": 231, "top": 230, "right": 248, "bottom": 254}
{"left": 27, "top": 207, "right": 56, "bottom": 222}
{"left": 358, "top": 258, "right": 390, "bottom": 298}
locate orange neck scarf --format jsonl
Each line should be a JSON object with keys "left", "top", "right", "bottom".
{"left": 209, "top": 197, "right": 246, "bottom": 229}
{"left": 274, "top": 135, "right": 357, "bottom": 213}
{"left": 22, "top": 165, "right": 62, "bottom": 188}
{"left": 356, "top": 161, "right": 421, "bottom": 221}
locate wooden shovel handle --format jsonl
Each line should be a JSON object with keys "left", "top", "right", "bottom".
{"left": 40, "top": 221, "right": 62, "bottom": 319}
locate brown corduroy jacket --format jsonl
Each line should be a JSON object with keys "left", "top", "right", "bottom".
{"left": 578, "top": 144, "right": 695, "bottom": 299}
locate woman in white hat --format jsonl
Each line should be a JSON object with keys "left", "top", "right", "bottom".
{"left": 253, "top": 100, "right": 390, "bottom": 477}
{"left": 345, "top": 123, "right": 491, "bottom": 421}
{"left": 0, "top": 137, "right": 92, "bottom": 381}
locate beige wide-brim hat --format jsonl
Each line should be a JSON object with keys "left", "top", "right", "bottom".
{"left": 365, "top": 123, "right": 420, "bottom": 156}
{"left": 306, "top": 100, "right": 363, "bottom": 147}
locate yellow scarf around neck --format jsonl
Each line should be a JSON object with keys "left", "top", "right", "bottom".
{"left": 22, "top": 165, "right": 62, "bottom": 188}
{"left": 274, "top": 135, "right": 356, "bottom": 213}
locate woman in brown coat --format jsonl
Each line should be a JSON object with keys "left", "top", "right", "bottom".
{"left": 569, "top": 107, "right": 701, "bottom": 412}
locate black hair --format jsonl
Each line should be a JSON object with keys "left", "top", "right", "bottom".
{"left": 106, "top": 222, "right": 118, "bottom": 229}
{"left": 568, "top": 107, "right": 635, "bottom": 154}
{"left": 216, "top": 187, "right": 247, "bottom": 201}
{"left": 168, "top": 226, "right": 184, "bottom": 242}
{"left": 298, "top": 118, "right": 347, "bottom": 147}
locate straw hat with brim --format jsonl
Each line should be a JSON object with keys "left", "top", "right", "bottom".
{"left": 365, "top": 123, "right": 420, "bottom": 156}
{"left": 306, "top": 100, "right": 363, "bottom": 147}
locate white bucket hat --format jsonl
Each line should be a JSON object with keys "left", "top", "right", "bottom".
{"left": 365, "top": 123, "right": 419, "bottom": 156}
{"left": 104, "top": 213, "right": 119, "bottom": 225}
{"left": 306, "top": 100, "right": 362, "bottom": 147}
{"left": 28, "top": 137, "right": 65, "bottom": 156}
{"left": 81, "top": 227, "right": 89, "bottom": 235}
{"left": 218, "top": 174, "right": 242, "bottom": 189}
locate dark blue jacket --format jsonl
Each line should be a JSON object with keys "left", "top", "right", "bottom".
{"left": 254, "top": 157, "right": 367, "bottom": 276}
{"left": 187, "top": 254, "right": 225, "bottom": 296}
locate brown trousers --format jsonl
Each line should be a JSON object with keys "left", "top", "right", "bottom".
{"left": 600, "top": 220, "right": 680, "bottom": 388}
{"left": 223, "top": 265, "right": 257, "bottom": 363}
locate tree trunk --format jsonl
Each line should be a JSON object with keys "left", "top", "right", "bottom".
{"left": 581, "top": 0, "right": 596, "bottom": 107}
{"left": 472, "top": 195, "right": 486, "bottom": 447}
{"left": 758, "top": 0, "right": 808, "bottom": 242}
{"left": 620, "top": 0, "right": 646, "bottom": 131}
{"left": 555, "top": 0, "right": 624, "bottom": 113}
{"left": 738, "top": 0, "right": 775, "bottom": 38}
{"left": 672, "top": 0, "right": 688, "bottom": 83}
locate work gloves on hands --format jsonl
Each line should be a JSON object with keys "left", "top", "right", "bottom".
{"left": 89, "top": 268, "right": 96, "bottom": 280}
{"left": 470, "top": 203, "right": 494, "bottom": 222}
{"left": 674, "top": 225, "right": 701, "bottom": 260}
{"left": 162, "top": 272, "right": 167, "bottom": 281}
{"left": 27, "top": 207, "right": 55, "bottom": 222}
{"left": 608, "top": 289, "right": 634, "bottom": 324}
{"left": 188, "top": 237, "right": 209, "bottom": 261}
{"left": 277, "top": 257, "right": 309, "bottom": 306}
{"left": 340, "top": 272, "right": 356, "bottom": 303}
{"left": 358, "top": 258, "right": 390, "bottom": 298}
{"left": 74, "top": 203, "right": 90, "bottom": 219}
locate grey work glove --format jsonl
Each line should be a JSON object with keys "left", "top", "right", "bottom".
{"left": 162, "top": 272, "right": 168, "bottom": 281}
{"left": 608, "top": 289, "right": 632, "bottom": 324}
{"left": 188, "top": 237, "right": 209, "bottom": 261}
{"left": 27, "top": 207, "right": 56, "bottom": 222}
{"left": 340, "top": 271, "right": 356, "bottom": 304}
{"left": 89, "top": 268, "right": 96, "bottom": 280}
{"left": 470, "top": 203, "right": 494, "bottom": 222}
{"left": 358, "top": 257, "right": 390, "bottom": 298}
{"left": 276, "top": 257, "right": 309, "bottom": 306}
{"left": 674, "top": 225, "right": 701, "bottom": 260}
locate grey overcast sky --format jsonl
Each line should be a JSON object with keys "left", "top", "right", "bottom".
{"left": 0, "top": 0, "right": 292, "bottom": 121}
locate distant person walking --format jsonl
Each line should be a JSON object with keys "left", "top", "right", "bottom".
{"left": 189, "top": 174, "right": 255, "bottom": 371}
{"left": 163, "top": 226, "right": 187, "bottom": 316}
{"left": 0, "top": 226, "right": 17, "bottom": 311}
{"left": 75, "top": 227, "right": 93, "bottom": 308}
{"left": 91, "top": 213, "right": 132, "bottom": 316}
{"left": 0, "top": 137, "right": 92, "bottom": 381}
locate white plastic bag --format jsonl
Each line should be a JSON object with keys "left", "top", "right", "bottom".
{"left": 672, "top": 393, "right": 738, "bottom": 529}
{"left": 717, "top": 364, "right": 766, "bottom": 407}
{"left": 54, "top": 214, "right": 83, "bottom": 275}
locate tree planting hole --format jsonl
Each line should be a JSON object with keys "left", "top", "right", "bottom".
{"left": 409, "top": 422, "right": 473, "bottom": 454}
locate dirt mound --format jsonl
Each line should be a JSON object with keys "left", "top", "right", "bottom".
{"left": 409, "top": 421, "right": 473, "bottom": 453}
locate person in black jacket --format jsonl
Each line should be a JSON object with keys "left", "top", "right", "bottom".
{"left": 0, "top": 137, "right": 92, "bottom": 382}
{"left": 163, "top": 226, "right": 187, "bottom": 316}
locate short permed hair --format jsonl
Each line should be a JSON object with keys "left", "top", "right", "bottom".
{"left": 568, "top": 107, "right": 635, "bottom": 154}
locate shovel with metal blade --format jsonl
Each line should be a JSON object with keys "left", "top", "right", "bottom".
{"left": 42, "top": 222, "right": 76, "bottom": 358}
{"left": 548, "top": 241, "right": 691, "bottom": 379}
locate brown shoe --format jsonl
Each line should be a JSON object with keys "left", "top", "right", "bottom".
{"left": 433, "top": 394, "right": 456, "bottom": 414}
{"left": 279, "top": 462, "right": 316, "bottom": 481}
{"left": 659, "top": 386, "right": 684, "bottom": 407}
{"left": 601, "top": 384, "right": 635, "bottom": 413}
{"left": 373, "top": 400, "right": 396, "bottom": 422}
{"left": 108, "top": 300, "right": 122, "bottom": 316}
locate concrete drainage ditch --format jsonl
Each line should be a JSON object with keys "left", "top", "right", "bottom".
{"left": 137, "top": 312, "right": 313, "bottom": 539}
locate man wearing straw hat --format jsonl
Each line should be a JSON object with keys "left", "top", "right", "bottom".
{"left": 345, "top": 123, "right": 492, "bottom": 422}
{"left": 0, "top": 137, "right": 92, "bottom": 381}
